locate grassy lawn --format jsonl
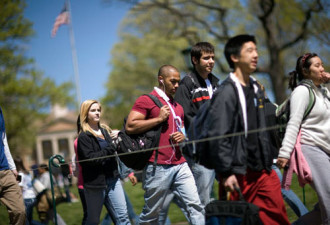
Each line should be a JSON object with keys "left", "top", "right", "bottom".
{"left": 0, "top": 174, "right": 318, "bottom": 224}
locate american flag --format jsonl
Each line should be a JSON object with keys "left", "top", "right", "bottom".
{"left": 51, "top": 3, "right": 70, "bottom": 37}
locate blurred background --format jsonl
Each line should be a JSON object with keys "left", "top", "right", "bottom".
{"left": 1, "top": 0, "right": 329, "bottom": 173}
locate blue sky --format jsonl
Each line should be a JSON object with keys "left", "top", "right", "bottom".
{"left": 24, "top": 0, "right": 130, "bottom": 104}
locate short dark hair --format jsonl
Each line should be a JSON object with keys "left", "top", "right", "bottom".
{"left": 191, "top": 42, "right": 215, "bottom": 66}
{"left": 158, "top": 65, "right": 179, "bottom": 78}
{"left": 224, "top": 34, "right": 256, "bottom": 69}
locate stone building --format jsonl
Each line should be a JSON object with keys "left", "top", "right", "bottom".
{"left": 35, "top": 105, "right": 77, "bottom": 164}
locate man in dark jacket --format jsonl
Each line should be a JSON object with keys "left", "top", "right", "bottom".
{"left": 207, "top": 34, "right": 290, "bottom": 225}
{"left": 174, "top": 42, "right": 218, "bottom": 207}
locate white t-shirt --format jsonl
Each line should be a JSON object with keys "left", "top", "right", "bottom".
{"left": 39, "top": 172, "right": 52, "bottom": 189}
{"left": 19, "top": 172, "right": 36, "bottom": 199}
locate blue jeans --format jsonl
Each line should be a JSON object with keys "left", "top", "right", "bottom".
{"left": 158, "top": 163, "right": 215, "bottom": 224}
{"left": 272, "top": 164, "right": 308, "bottom": 217}
{"left": 24, "top": 198, "right": 36, "bottom": 225}
{"left": 190, "top": 163, "right": 215, "bottom": 206}
{"left": 101, "top": 190, "right": 139, "bottom": 225}
{"left": 24, "top": 198, "right": 45, "bottom": 225}
{"left": 104, "top": 177, "right": 131, "bottom": 225}
{"left": 24, "top": 198, "right": 46, "bottom": 225}
{"left": 139, "top": 162, "right": 204, "bottom": 225}
{"left": 84, "top": 177, "right": 130, "bottom": 225}
{"left": 158, "top": 192, "right": 185, "bottom": 224}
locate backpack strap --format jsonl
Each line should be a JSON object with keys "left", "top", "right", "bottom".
{"left": 145, "top": 94, "right": 163, "bottom": 108}
{"left": 143, "top": 94, "right": 163, "bottom": 170}
{"left": 102, "top": 128, "right": 122, "bottom": 177}
{"left": 299, "top": 82, "right": 316, "bottom": 120}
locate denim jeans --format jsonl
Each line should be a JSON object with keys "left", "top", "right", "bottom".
{"left": 158, "top": 163, "right": 215, "bottom": 224}
{"left": 101, "top": 185, "right": 137, "bottom": 225}
{"left": 158, "top": 191, "right": 186, "bottom": 224}
{"left": 139, "top": 162, "right": 204, "bottom": 225}
{"left": 272, "top": 164, "right": 308, "bottom": 217}
{"left": 84, "top": 177, "right": 130, "bottom": 225}
{"left": 24, "top": 198, "right": 36, "bottom": 225}
{"left": 190, "top": 163, "right": 215, "bottom": 206}
{"left": 104, "top": 177, "right": 131, "bottom": 225}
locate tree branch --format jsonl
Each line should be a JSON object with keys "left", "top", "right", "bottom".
{"left": 258, "top": 0, "right": 275, "bottom": 47}
{"left": 280, "top": 0, "right": 323, "bottom": 50}
{"left": 132, "top": 0, "right": 229, "bottom": 41}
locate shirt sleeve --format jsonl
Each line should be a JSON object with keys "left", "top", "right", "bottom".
{"left": 3, "top": 133, "right": 16, "bottom": 170}
{"left": 278, "top": 86, "right": 310, "bottom": 159}
{"left": 131, "top": 95, "right": 152, "bottom": 116}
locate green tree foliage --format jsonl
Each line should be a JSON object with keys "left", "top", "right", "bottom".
{"left": 0, "top": 0, "right": 73, "bottom": 155}
{"left": 105, "top": 0, "right": 329, "bottom": 108}
{"left": 102, "top": 10, "right": 188, "bottom": 128}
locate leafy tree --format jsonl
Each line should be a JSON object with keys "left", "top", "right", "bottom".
{"left": 0, "top": 0, "right": 74, "bottom": 155}
{"left": 105, "top": 0, "right": 329, "bottom": 106}
{"left": 102, "top": 9, "right": 188, "bottom": 128}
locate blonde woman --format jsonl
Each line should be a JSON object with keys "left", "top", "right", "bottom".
{"left": 77, "top": 100, "right": 130, "bottom": 225}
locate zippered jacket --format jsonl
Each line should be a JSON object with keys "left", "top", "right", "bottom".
{"left": 77, "top": 128, "right": 117, "bottom": 188}
{"left": 207, "top": 75, "right": 273, "bottom": 177}
{"left": 175, "top": 69, "right": 219, "bottom": 130}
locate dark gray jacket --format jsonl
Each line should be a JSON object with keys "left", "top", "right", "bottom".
{"left": 175, "top": 69, "right": 219, "bottom": 130}
{"left": 207, "top": 76, "right": 273, "bottom": 177}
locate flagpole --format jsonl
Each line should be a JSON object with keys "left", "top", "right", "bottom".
{"left": 67, "top": 0, "right": 81, "bottom": 109}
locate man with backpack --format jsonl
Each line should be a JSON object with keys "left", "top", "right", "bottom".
{"left": 174, "top": 42, "right": 219, "bottom": 206}
{"left": 125, "top": 65, "right": 204, "bottom": 224}
{"left": 207, "top": 34, "right": 290, "bottom": 225}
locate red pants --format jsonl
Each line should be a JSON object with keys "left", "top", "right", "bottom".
{"left": 219, "top": 169, "right": 290, "bottom": 225}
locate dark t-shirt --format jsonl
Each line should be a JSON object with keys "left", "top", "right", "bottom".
{"left": 131, "top": 90, "right": 186, "bottom": 165}
{"left": 242, "top": 83, "right": 264, "bottom": 171}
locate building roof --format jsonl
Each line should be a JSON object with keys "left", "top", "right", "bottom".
{"left": 37, "top": 105, "right": 77, "bottom": 135}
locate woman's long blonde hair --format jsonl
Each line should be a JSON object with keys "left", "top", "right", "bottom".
{"left": 79, "top": 100, "right": 112, "bottom": 136}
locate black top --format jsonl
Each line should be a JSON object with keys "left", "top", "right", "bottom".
{"left": 242, "top": 83, "right": 263, "bottom": 171}
{"left": 77, "top": 128, "right": 117, "bottom": 188}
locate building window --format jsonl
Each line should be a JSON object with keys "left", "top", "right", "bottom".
{"left": 58, "top": 138, "right": 69, "bottom": 160}
{"left": 42, "top": 140, "right": 53, "bottom": 160}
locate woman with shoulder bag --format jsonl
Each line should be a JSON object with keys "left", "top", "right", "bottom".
{"left": 77, "top": 100, "right": 130, "bottom": 225}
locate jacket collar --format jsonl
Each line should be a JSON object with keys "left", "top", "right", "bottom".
{"left": 229, "top": 73, "right": 259, "bottom": 138}
{"left": 191, "top": 69, "right": 218, "bottom": 87}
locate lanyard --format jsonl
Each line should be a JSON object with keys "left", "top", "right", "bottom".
{"left": 154, "top": 87, "right": 186, "bottom": 163}
{"left": 154, "top": 87, "right": 183, "bottom": 132}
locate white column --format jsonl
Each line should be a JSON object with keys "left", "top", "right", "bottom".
{"left": 51, "top": 137, "right": 59, "bottom": 156}
{"left": 68, "top": 134, "right": 75, "bottom": 159}
{"left": 36, "top": 137, "right": 44, "bottom": 164}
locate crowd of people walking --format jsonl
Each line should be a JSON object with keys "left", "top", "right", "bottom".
{"left": 1, "top": 33, "right": 330, "bottom": 225}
